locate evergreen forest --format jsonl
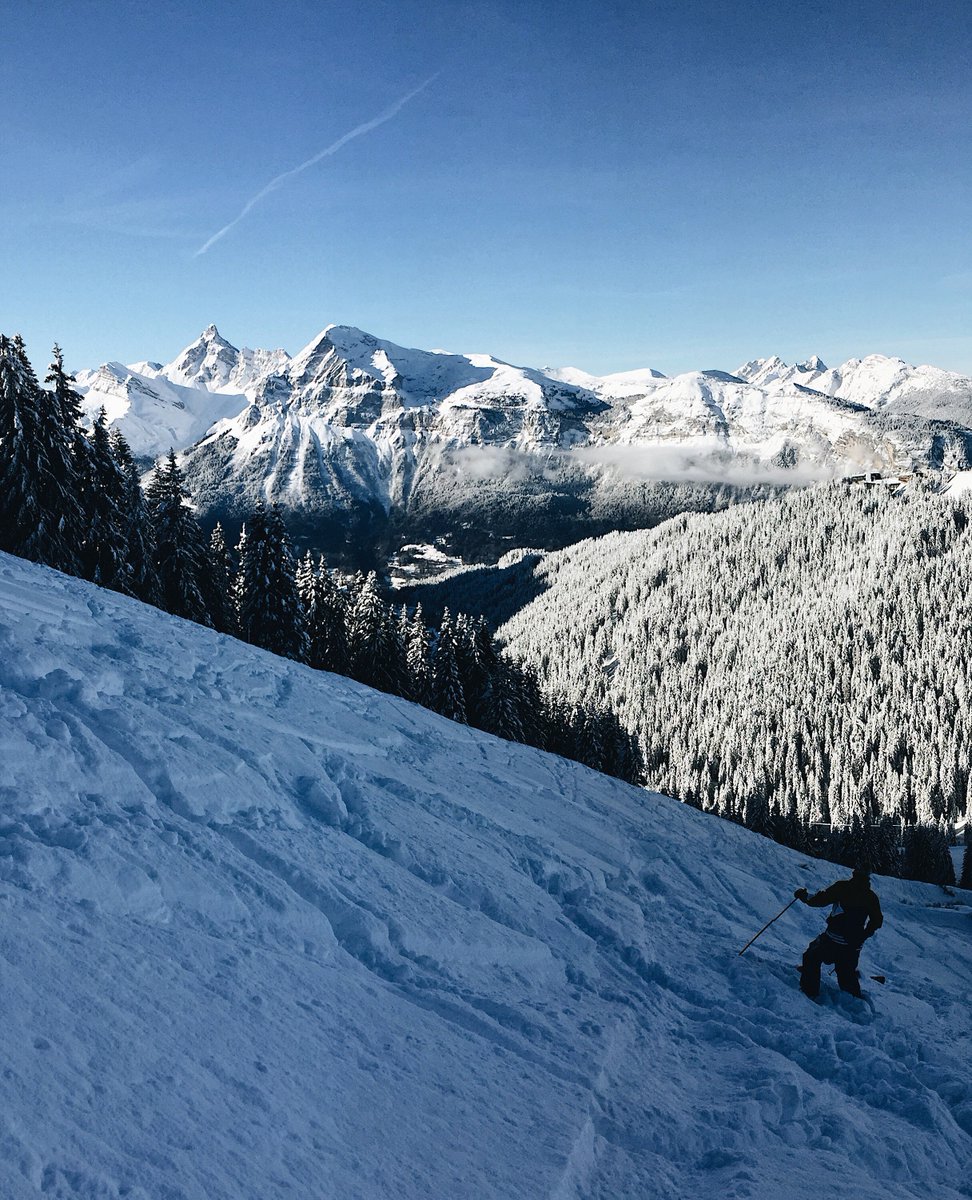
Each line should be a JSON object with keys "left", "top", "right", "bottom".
{"left": 0, "top": 334, "right": 642, "bottom": 786}
{"left": 499, "top": 483, "right": 972, "bottom": 883}
{"left": 3, "top": 332, "right": 970, "bottom": 886}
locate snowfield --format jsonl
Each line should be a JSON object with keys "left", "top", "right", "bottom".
{"left": 0, "top": 553, "right": 970, "bottom": 1200}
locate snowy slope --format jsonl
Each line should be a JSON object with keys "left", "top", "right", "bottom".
{"left": 74, "top": 361, "right": 250, "bottom": 459}
{"left": 946, "top": 470, "right": 972, "bottom": 496}
{"left": 1, "top": 554, "right": 970, "bottom": 1200}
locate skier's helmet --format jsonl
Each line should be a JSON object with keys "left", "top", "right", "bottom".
{"left": 852, "top": 865, "right": 871, "bottom": 883}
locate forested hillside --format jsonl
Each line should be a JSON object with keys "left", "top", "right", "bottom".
{"left": 0, "top": 333, "right": 641, "bottom": 786}
{"left": 499, "top": 483, "right": 971, "bottom": 876}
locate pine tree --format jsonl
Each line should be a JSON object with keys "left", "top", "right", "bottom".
{"left": 431, "top": 610, "right": 467, "bottom": 723}
{"left": 775, "top": 807, "right": 810, "bottom": 855}
{"left": 33, "top": 347, "right": 83, "bottom": 573}
{"left": 296, "top": 553, "right": 318, "bottom": 644}
{"left": 596, "top": 712, "right": 638, "bottom": 784}
{"left": 744, "top": 790, "right": 774, "bottom": 838}
{"left": 382, "top": 606, "right": 407, "bottom": 696}
{"left": 543, "top": 694, "right": 574, "bottom": 758}
{"left": 317, "top": 564, "right": 350, "bottom": 673}
{"left": 46, "top": 344, "right": 84, "bottom": 428}
{"left": 145, "top": 450, "right": 210, "bottom": 624}
{"left": 347, "top": 571, "right": 383, "bottom": 685}
{"left": 458, "top": 617, "right": 498, "bottom": 729}
{"left": 347, "top": 571, "right": 402, "bottom": 692}
{"left": 109, "top": 428, "right": 160, "bottom": 603}
{"left": 402, "top": 605, "right": 433, "bottom": 706}
{"left": 872, "top": 815, "right": 902, "bottom": 878}
{"left": 902, "top": 823, "right": 956, "bottom": 886}
{"left": 935, "top": 825, "right": 957, "bottom": 886}
{"left": 574, "top": 706, "right": 608, "bottom": 773}
{"left": 78, "top": 409, "right": 128, "bottom": 588}
{"left": 0, "top": 334, "right": 43, "bottom": 558}
{"left": 234, "top": 505, "right": 307, "bottom": 660}
{"left": 231, "top": 522, "right": 251, "bottom": 628}
{"left": 513, "top": 663, "right": 548, "bottom": 750}
{"left": 266, "top": 507, "right": 309, "bottom": 660}
{"left": 960, "top": 827, "right": 972, "bottom": 890}
{"left": 299, "top": 553, "right": 349, "bottom": 671}
{"left": 202, "top": 522, "right": 235, "bottom": 634}
{"left": 0, "top": 335, "right": 80, "bottom": 572}
{"left": 482, "top": 657, "right": 525, "bottom": 743}
{"left": 845, "top": 813, "right": 877, "bottom": 873}
{"left": 45, "top": 342, "right": 87, "bottom": 570}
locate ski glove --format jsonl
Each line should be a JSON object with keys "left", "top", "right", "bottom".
{"left": 793, "top": 888, "right": 809, "bottom": 901}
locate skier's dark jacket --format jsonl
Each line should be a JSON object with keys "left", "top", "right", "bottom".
{"left": 805, "top": 878, "right": 883, "bottom": 948}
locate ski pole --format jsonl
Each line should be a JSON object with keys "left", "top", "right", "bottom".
{"left": 738, "top": 897, "right": 798, "bottom": 956}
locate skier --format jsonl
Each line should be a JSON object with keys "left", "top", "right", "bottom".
{"left": 794, "top": 867, "right": 883, "bottom": 999}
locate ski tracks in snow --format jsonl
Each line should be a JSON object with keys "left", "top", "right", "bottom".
{"left": 3, "top": 555, "right": 972, "bottom": 1199}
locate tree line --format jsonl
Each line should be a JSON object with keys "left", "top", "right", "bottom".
{"left": 0, "top": 334, "right": 643, "bottom": 787}
{"left": 499, "top": 482, "right": 972, "bottom": 886}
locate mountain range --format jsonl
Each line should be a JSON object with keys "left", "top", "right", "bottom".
{"left": 75, "top": 325, "right": 972, "bottom": 552}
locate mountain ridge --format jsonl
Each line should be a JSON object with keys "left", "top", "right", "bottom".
{"left": 71, "top": 325, "right": 972, "bottom": 553}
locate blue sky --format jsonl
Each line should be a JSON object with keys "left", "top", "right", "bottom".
{"left": 2, "top": 0, "right": 970, "bottom": 377}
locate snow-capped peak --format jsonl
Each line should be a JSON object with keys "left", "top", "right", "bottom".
{"left": 545, "top": 365, "right": 668, "bottom": 397}
{"left": 797, "top": 355, "right": 827, "bottom": 373}
{"left": 157, "top": 327, "right": 290, "bottom": 399}
{"left": 734, "top": 356, "right": 791, "bottom": 387}
{"left": 163, "top": 326, "right": 241, "bottom": 391}
{"left": 287, "top": 323, "right": 589, "bottom": 412}
{"left": 288, "top": 324, "right": 392, "bottom": 392}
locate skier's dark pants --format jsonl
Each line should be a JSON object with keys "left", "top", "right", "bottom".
{"left": 800, "top": 934, "right": 861, "bottom": 998}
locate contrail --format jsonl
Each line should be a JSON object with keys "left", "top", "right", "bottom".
{"left": 194, "top": 75, "right": 438, "bottom": 257}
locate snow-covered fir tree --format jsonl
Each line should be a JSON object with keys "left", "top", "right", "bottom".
{"left": 431, "top": 610, "right": 467, "bottom": 724}
{"left": 233, "top": 505, "right": 308, "bottom": 660}
{"left": 145, "top": 450, "right": 210, "bottom": 625}
{"left": 499, "top": 482, "right": 972, "bottom": 875}
{"left": 108, "top": 428, "right": 160, "bottom": 604}
{"left": 0, "top": 336, "right": 80, "bottom": 572}
{"left": 78, "top": 410, "right": 129, "bottom": 589}
{"left": 401, "top": 604, "right": 433, "bottom": 706}
{"left": 203, "top": 523, "right": 235, "bottom": 634}
{"left": 902, "top": 823, "right": 956, "bottom": 886}
{"left": 481, "top": 657, "right": 525, "bottom": 743}
{"left": 346, "top": 571, "right": 404, "bottom": 693}
{"left": 45, "top": 344, "right": 88, "bottom": 563}
{"left": 300, "top": 556, "right": 349, "bottom": 674}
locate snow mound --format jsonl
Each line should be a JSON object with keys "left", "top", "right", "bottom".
{"left": 0, "top": 554, "right": 970, "bottom": 1199}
